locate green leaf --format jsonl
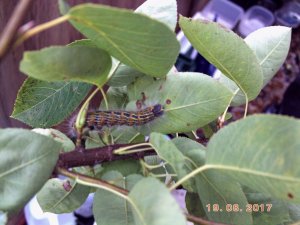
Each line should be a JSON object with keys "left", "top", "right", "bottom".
{"left": 143, "top": 155, "right": 171, "bottom": 182}
{"left": 103, "top": 86, "right": 129, "bottom": 110}
{"left": 20, "top": 45, "right": 111, "bottom": 86}
{"left": 207, "top": 114, "right": 300, "bottom": 202}
{"left": 150, "top": 133, "right": 196, "bottom": 191}
{"left": 58, "top": 0, "right": 70, "bottom": 15}
{"left": 32, "top": 128, "right": 75, "bottom": 152}
{"left": 129, "top": 177, "right": 186, "bottom": 225}
{"left": 111, "top": 127, "right": 144, "bottom": 144}
{"left": 93, "top": 171, "right": 143, "bottom": 225}
{"left": 196, "top": 171, "right": 253, "bottom": 225}
{"left": 244, "top": 188, "right": 291, "bottom": 225}
{"left": 172, "top": 138, "right": 252, "bottom": 224}
{"left": 68, "top": 4, "right": 180, "bottom": 77}
{"left": 171, "top": 137, "right": 206, "bottom": 167}
{"left": 0, "top": 211, "right": 7, "bottom": 225}
{"left": 107, "top": 63, "right": 143, "bottom": 87}
{"left": 135, "top": 0, "right": 177, "bottom": 31}
{"left": 11, "top": 78, "right": 91, "bottom": 128}
{"left": 245, "top": 26, "right": 291, "bottom": 87}
{"left": 37, "top": 178, "right": 90, "bottom": 213}
{"left": 128, "top": 72, "right": 233, "bottom": 134}
{"left": 185, "top": 192, "right": 206, "bottom": 218}
{"left": 98, "top": 160, "right": 142, "bottom": 178}
{"left": 0, "top": 129, "right": 61, "bottom": 211}
{"left": 107, "top": 0, "right": 177, "bottom": 86}
{"left": 179, "top": 16, "right": 263, "bottom": 103}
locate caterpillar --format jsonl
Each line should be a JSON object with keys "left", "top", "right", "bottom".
{"left": 85, "top": 104, "right": 164, "bottom": 130}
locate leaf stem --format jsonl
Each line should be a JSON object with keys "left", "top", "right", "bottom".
{"left": 243, "top": 95, "right": 249, "bottom": 118}
{"left": 113, "top": 143, "right": 151, "bottom": 154}
{"left": 192, "top": 130, "right": 199, "bottom": 139}
{"left": 128, "top": 132, "right": 141, "bottom": 143}
{"left": 185, "top": 213, "right": 229, "bottom": 225}
{"left": 57, "top": 167, "right": 229, "bottom": 225}
{"left": 169, "top": 164, "right": 211, "bottom": 190}
{"left": 56, "top": 167, "right": 128, "bottom": 197}
{"left": 219, "top": 88, "right": 239, "bottom": 127}
{"left": 99, "top": 87, "right": 109, "bottom": 110}
{"left": 14, "top": 15, "right": 70, "bottom": 47}
{"left": 114, "top": 147, "right": 153, "bottom": 155}
{"left": 140, "top": 160, "right": 166, "bottom": 170}
{"left": 151, "top": 173, "right": 177, "bottom": 178}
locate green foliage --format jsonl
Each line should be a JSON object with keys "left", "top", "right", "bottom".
{"left": 2, "top": 0, "right": 296, "bottom": 224}
{"left": 128, "top": 73, "right": 233, "bottom": 134}
{"left": 179, "top": 16, "right": 263, "bottom": 104}
{"left": 128, "top": 177, "right": 186, "bottom": 225}
{"left": 245, "top": 26, "right": 291, "bottom": 87}
{"left": 0, "top": 129, "right": 61, "bottom": 211}
{"left": 135, "top": 0, "right": 177, "bottom": 31}
{"left": 207, "top": 115, "right": 300, "bottom": 202}
{"left": 37, "top": 178, "right": 90, "bottom": 213}
{"left": 68, "top": 4, "right": 180, "bottom": 77}
{"left": 12, "top": 78, "right": 91, "bottom": 127}
{"left": 20, "top": 44, "right": 112, "bottom": 86}
{"left": 93, "top": 171, "right": 143, "bottom": 225}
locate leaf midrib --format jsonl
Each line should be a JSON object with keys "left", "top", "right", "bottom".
{"left": 0, "top": 150, "right": 54, "bottom": 179}
{"left": 69, "top": 15, "right": 143, "bottom": 73}
{"left": 206, "top": 164, "right": 300, "bottom": 182}
{"left": 183, "top": 24, "right": 248, "bottom": 98}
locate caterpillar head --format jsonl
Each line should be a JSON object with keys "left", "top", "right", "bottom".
{"left": 152, "top": 104, "right": 164, "bottom": 117}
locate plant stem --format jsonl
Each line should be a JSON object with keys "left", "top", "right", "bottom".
{"left": 100, "top": 87, "right": 109, "bottom": 110}
{"left": 169, "top": 165, "right": 211, "bottom": 190}
{"left": 56, "top": 167, "right": 129, "bottom": 196}
{"left": 114, "top": 147, "right": 153, "bottom": 155}
{"left": 14, "top": 15, "right": 70, "bottom": 47}
{"left": 219, "top": 88, "right": 239, "bottom": 128}
{"left": 57, "top": 167, "right": 229, "bottom": 225}
{"left": 185, "top": 213, "right": 230, "bottom": 225}
{"left": 58, "top": 145, "right": 156, "bottom": 168}
{"left": 113, "top": 142, "right": 151, "bottom": 154}
{"left": 243, "top": 96, "right": 249, "bottom": 118}
{"left": 0, "top": 0, "right": 33, "bottom": 60}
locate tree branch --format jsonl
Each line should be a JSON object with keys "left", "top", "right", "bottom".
{"left": 58, "top": 144, "right": 156, "bottom": 168}
{"left": 0, "top": 0, "right": 33, "bottom": 60}
{"left": 57, "top": 168, "right": 230, "bottom": 225}
{"left": 56, "top": 167, "right": 129, "bottom": 195}
{"left": 185, "top": 213, "right": 230, "bottom": 225}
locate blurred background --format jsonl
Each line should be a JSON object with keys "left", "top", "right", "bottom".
{"left": 0, "top": 0, "right": 299, "bottom": 224}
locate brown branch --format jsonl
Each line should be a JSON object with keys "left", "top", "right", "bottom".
{"left": 58, "top": 144, "right": 156, "bottom": 168}
{"left": 56, "top": 167, "right": 129, "bottom": 195}
{"left": 185, "top": 213, "right": 230, "bottom": 225}
{"left": 57, "top": 168, "right": 230, "bottom": 225}
{"left": 0, "top": 0, "right": 33, "bottom": 60}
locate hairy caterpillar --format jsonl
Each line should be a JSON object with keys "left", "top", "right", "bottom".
{"left": 68, "top": 104, "right": 164, "bottom": 146}
{"left": 85, "top": 104, "right": 164, "bottom": 130}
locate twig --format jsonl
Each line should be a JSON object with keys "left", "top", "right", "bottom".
{"left": 13, "top": 15, "right": 70, "bottom": 47}
{"left": 185, "top": 213, "right": 230, "bottom": 225}
{"left": 56, "top": 167, "right": 129, "bottom": 195}
{"left": 57, "top": 168, "right": 230, "bottom": 225}
{"left": 0, "top": 0, "right": 33, "bottom": 60}
{"left": 58, "top": 144, "right": 156, "bottom": 168}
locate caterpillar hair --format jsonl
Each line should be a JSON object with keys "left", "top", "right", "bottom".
{"left": 85, "top": 104, "right": 164, "bottom": 130}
